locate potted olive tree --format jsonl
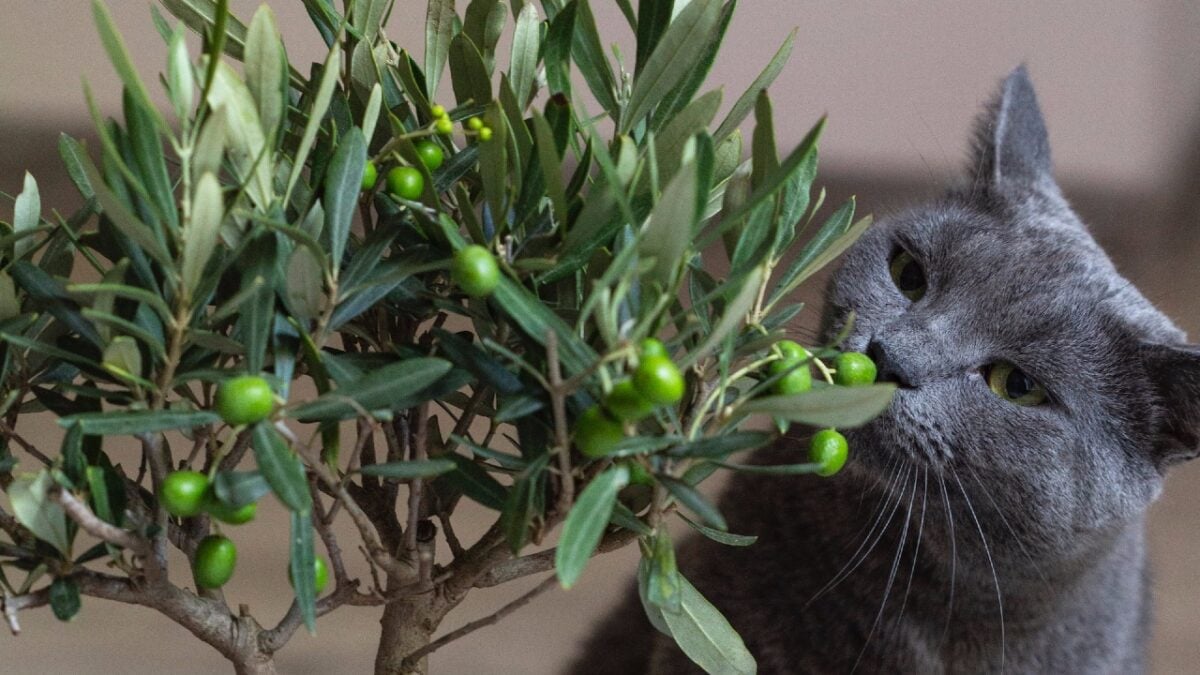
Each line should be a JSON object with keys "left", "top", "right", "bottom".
{"left": 0, "top": 0, "right": 891, "bottom": 672}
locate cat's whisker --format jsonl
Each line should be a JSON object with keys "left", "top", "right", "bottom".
{"left": 894, "top": 466, "right": 929, "bottom": 629}
{"left": 953, "top": 467, "right": 1006, "bottom": 673}
{"left": 852, "top": 462, "right": 920, "bottom": 674}
{"left": 937, "top": 472, "right": 958, "bottom": 650}
{"left": 963, "top": 464, "right": 1053, "bottom": 591}
{"left": 804, "top": 460, "right": 912, "bottom": 610}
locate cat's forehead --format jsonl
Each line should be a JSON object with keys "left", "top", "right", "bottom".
{"left": 876, "top": 200, "right": 1183, "bottom": 344}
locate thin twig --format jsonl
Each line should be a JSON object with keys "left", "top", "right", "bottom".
{"left": 51, "top": 487, "right": 147, "bottom": 553}
{"left": 258, "top": 583, "right": 379, "bottom": 653}
{"left": 475, "top": 529, "right": 639, "bottom": 588}
{"left": 545, "top": 330, "right": 574, "bottom": 516}
{"left": 0, "top": 420, "right": 52, "bottom": 466}
{"left": 401, "top": 576, "right": 558, "bottom": 668}
{"left": 405, "top": 403, "right": 430, "bottom": 553}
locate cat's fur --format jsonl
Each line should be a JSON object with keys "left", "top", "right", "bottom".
{"left": 570, "top": 67, "right": 1200, "bottom": 674}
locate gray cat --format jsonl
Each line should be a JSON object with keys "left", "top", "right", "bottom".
{"left": 570, "top": 66, "right": 1200, "bottom": 674}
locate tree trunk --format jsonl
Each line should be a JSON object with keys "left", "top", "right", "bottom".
{"left": 374, "top": 594, "right": 442, "bottom": 675}
{"left": 233, "top": 656, "right": 278, "bottom": 675}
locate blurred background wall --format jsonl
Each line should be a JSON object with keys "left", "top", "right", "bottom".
{"left": 1, "top": 1, "right": 1198, "bottom": 673}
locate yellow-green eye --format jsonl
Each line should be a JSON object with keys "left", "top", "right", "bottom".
{"left": 985, "top": 362, "right": 1047, "bottom": 406}
{"left": 889, "top": 250, "right": 926, "bottom": 301}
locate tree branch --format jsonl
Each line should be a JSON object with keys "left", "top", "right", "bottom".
{"left": 475, "top": 528, "right": 639, "bottom": 588}
{"left": 545, "top": 331, "right": 575, "bottom": 516}
{"left": 51, "top": 486, "right": 148, "bottom": 554}
{"left": 401, "top": 575, "right": 558, "bottom": 669}
{"left": 258, "top": 582, "right": 380, "bottom": 654}
{"left": 0, "top": 420, "right": 53, "bottom": 466}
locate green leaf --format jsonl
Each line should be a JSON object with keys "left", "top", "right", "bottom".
{"left": 50, "top": 576, "right": 82, "bottom": 622}
{"left": 638, "top": 557, "right": 673, "bottom": 636}
{"left": 290, "top": 510, "right": 318, "bottom": 633}
{"left": 660, "top": 476, "right": 726, "bottom": 530}
{"left": 167, "top": 28, "right": 195, "bottom": 123}
{"left": 289, "top": 357, "right": 453, "bottom": 421}
{"left": 492, "top": 276, "right": 598, "bottom": 376}
{"left": 9, "top": 261, "right": 104, "bottom": 350}
{"left": 500, "top": 453, "right": 549, "bottom": 552}
{"left": 622, "top": 0, "right": 721, "bottom": 133}
{"left": 86, "top": 463, "right": 125, "bottom": 527}
{"left": 13, "top": 172, "right": 40, "bottom": 259}
{"left": 123, "top": 88, "right": 178, "bottom": 232}
{"left": 8, "top": 470, "right": 71, "bottom": 556}
{"left": 449, "top": 33, "right": 493, "bottom": 106}
{"left": 284, "top": 245, "right": 326, "bottom": 321}
{"left": 531, "top": 113, "right": 569, "bottom": 226}
{"left": 92, "top": 1, "right": 166, "bottom": 134}
{"left": 444, "top": 453, "right": 508, "bottom": 510}
{"left": 245, "top": 5, "right": 286, "bottom": 141}
{"left": 352, "top": 0, "right": 389, "bottom": 43}
{"left": 640, "top": 142, "right": 700, "bottom": 288}
{"left": 739, "top": 383, "right": 896, "bottom": 428}
{"left": 58, "top": 134, "right": 95, "bottom": 200}
{"left": 770, "top": 211, "right": 872, "bottom": 308}
{"left": 555, "top": 464, "right": 629, "bottom": 589}
{"left": 0, "top": 272, "right": 18, "bottom": 322}
{"left": 543, "top": 1, "right": 575, "bottom": 95}
{"left": 663, "top": 571, "right": 757, "bottom": 675}
{"left": 212, "top": 470, "right": 270, "bottom": 508}
{"left": 571, "top": 0, "right": 619, "bottom": 116}
{"left": 76, "top": 150, "right": 173, "bottom": 268}
{"left": 635, "top": 0, "right": 674, "bottom": 76}
{"left": 645, "top": 530, "right": 682, "bottom": 613}
{"left": 654, "top": 89, "right": 722, "bottom": 185}
{"left": 285, "top": 46, "right": 341, "bottom": 203}
{"left": 463, "top": 0, "right": 506, "bottom": 72}
{"left": 69, "top": 283, "right": 173, "bottom": 324}
{"left": 160, "top": 0, "right": 250, "bottom": 61}
{"left": 182, "top": 172, "right": 224, "bottom": 297}
{"left": 324, "top": 126, "right": 367, "bottom": 274}
{"left": 206, "top": 62, "right": 273, "bottom": 210}
{"left": 424, "top": 0, "right": 456, "bottom": 98}
{"left": 359, "top": 459, "right": 457, "bottom": 479}
{"left": 699, "top": 116, "right": 825, "bottom": 250}
{"left": 679, "top": 263, "right": 764, "bottom": 369}
{"left": 60, "top": 410, "right": 220, "bottom": 436}
{"left": 251, "top": 423, "right": 312, "bottom": 513}
{"left": 681, "top": 515, "right": 757, "bottom": 546}
{"left": 509, "top": 2, "right": 541, "bottom": 105}
{"left": 668, "top": 431, "right": 771, "bottom": 459}
{"left": 714, "top": 27, "right": 795, "bottom": 142}
{"left": 751, "top": 90, "right": 778, "bottom": 188}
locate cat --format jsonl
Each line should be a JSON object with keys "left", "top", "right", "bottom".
{"left": 569, "top": 66, "right": 1200, "bottom": 674}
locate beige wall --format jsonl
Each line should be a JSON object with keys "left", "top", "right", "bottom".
{"left": 2, "top": 2, "right": 1200, "bottom": 673}
{"left": 2, "top": 1, "right": 1199, "bottom": 188}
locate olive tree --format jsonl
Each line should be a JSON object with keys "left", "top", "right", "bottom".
{"left": 0, "top": 0, "right": 893, "bottom": 672}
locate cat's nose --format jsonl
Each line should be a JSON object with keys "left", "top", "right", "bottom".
{"left": 866, "top": 338, "right": 915, "bottom": 388}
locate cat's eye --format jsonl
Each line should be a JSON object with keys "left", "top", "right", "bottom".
{"left": 888, "top": 250, "right": 926, "bottom": 301}
{"left": 984, "top": 362, "right": 1047, "bottom": 406}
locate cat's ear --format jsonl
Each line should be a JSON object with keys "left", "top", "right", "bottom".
{"left": 969, "top": 65, "right": 1058, "bottom": 196}
{"left": 1141, "top": 342, "right": 1200, "bottom": 468}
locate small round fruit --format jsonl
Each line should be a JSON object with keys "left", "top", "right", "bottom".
{"left": 415, "top": 141, "right": 445, "bottom": 171}
{"left": 215, "top": 375, "right": 275, "bottom": 426}
{"left": 361, "top": 160, "right": 378, "bottom": 191}
{"left": 436, "top": 117, "right": 454, "bottom": 135}
{"left": 809, "top": 428, "right": 849, "bottom": 477}
{"left": 477, "top": 126, "right": 493, "bottom": 142}
{"left": 633, "top": 355, "right": 685, "bottom": 406}
{"left": 386, "top": 166, "right": 425, "bottom": 201}
{"left": 467, "top": 117, "right": 484, "bottom": 131}
{"left": 775, "top": 340, "right": 809, "bottom": 362}
{"left": 639, "top": 338, "right": 669, "bottom": 360}
{"left": 574, "top": 405, "right": 625, "bottom": 458}
{"left": 161, "top": 471, "right": 209, "bottom": 518}
{"left": 451, "top": 245, "right": 500, "bottom": 298}
{"left": 289, "top": 556, "right": 330, "bottom": 594}
{"left": 769, "top": 358, "right": 813, "bottom": 395}
{"left": 604, "top": 380, "right": 654, "bottom": 422}
{"left": 205, "top": 495, "right": 258, "bottom": 525}
{"left": 833, "top": 352, "right": 877, "bottom": 387}
{"left": 430, "top": 104, "right": 447, "bottom": 119}
{"left": 193, "top": 534, "right": 238, "bottom": 589}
